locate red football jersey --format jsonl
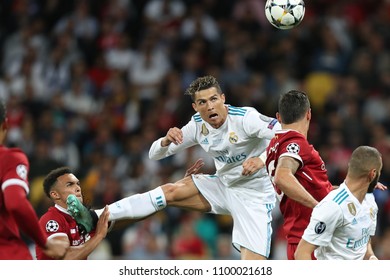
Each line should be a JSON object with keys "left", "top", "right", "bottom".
{"left": 36, "top": 205, "right": 93, "bottom": 260}
{"left": 0, "top": 145, "right": 36, "bottom": 260}
{"left": 266, "top": 130, "right": 333, "bottom": 244}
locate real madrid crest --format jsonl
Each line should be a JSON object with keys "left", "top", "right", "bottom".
{"left": 229, "top": 132, "right": 238, "bottom": 144}
{"left": 201, "top": 123, "right": 209, "bottom": 136}
{"left": 347, "top": 202, "right": 356, "bottom": 216}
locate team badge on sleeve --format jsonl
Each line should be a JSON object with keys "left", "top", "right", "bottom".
{"left": 314, "top": 222, "right": 326, "bottom": 234}
{"left": 16, "top": 164, "right": 28, "bottom": 180}
{"left": 267, "top": 118, "right": 278, "bottom": 129}
{"left": 46, "top": 220, "right": 59, "bottom": 232}
{"left": 286, "top": 143, "right": 300, "bottom": 154}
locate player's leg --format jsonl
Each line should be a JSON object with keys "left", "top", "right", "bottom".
{"left": 67, "top": 176, "right": 211, "bottom": 232}
{"left": 240, "top": 247, "right": 267, "bottom": 260}
{"left": 99, "top": 175, "right": 211, "bottom": 218}
{"left": 162, "top": 176, "right": 211, "bottom": 212}
{"left": 228, "top": 187, "right": 275, "bottom": 260}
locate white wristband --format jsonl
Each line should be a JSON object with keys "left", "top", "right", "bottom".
{"left": 259, "top": 151, "right": 267, "bottom": 163}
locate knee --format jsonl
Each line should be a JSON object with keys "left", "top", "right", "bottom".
{"left": 161, "top": 183, "right": 180, "bottom": 203}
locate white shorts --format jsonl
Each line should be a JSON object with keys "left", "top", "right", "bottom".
{"left": 192, "top": 174, "right": 274, "bottom": 258}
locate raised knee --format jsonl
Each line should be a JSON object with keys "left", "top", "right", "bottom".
{"left": 161, "top": 183, "right": 180, "bottom": 202}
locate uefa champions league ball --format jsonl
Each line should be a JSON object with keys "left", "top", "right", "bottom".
{"left": 265, "top": 0, "right": 305, "bottom": 30}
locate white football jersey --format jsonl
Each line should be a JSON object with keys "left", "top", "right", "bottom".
{"left": 302, "top": 183, "right": 378, "bottom": 260}
{"left": 149, "top": 105, "right": 281, "bottom": 200}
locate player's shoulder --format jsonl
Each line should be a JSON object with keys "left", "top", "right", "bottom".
{"left": 327, "top": 185, "right": 352, "bottom": 208}
{"left": 315, "top": 194, "right": 343, "bottom": 217}
{"left": 0, "top": 146, "right": 28, "bottom": 161}
{"left": 40, "top": 206, "right": 66, "bottom": 222}
{"left": 273, "top": 130, "right": 307, "bottom": 148}
{"left": 191, "top": 112, "right": 203, "bottom": 123}
{"left": 277, "top": 129, "right": 306, "bottom": 141}
{"left": 227, "top": 104, "right": 250, "bottom": 117}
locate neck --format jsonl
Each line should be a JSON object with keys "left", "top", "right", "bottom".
{"left": 281, "top": 122, "right": 308, "bottom": 138}
{"left": 344, "top": 177, "right": 367, "bottom": 203}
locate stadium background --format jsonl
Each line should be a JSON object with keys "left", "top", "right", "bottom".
{"left": 0, "top": 0, "right": 389, "bottom": 259}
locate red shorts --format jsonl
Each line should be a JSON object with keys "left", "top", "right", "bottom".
{"left": 287, "top": 243, "right": 316, "bottom": 260}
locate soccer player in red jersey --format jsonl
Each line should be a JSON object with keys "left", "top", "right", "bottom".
{"left": 0, "top": 100, "right": 69, "bottom": 260}
{"left": 265, "top": 90, "right": 333, "bottom": 260}
{"left": 37, "top": 161, "right": 204, "bottom": 260}
{"left": 36, "top": 167, "right": 110, "bottom": 260}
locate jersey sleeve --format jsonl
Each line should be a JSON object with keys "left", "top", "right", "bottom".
{"left": 1, "top": 149, "right": 30, "bottom": 194}
{"left": 149, "top": 118, "right": 198, "bottom": 160}
{"left": 3, "top": 187, "right": 47, "bottom": 248}
{"left": 277, "top": 134, "right": 310, "bottom": 168}
{"left": 302, "top": 200, "right": 343, "bottom": 247}
{"left": 243, "top": 110, "right": 280, "bottom": 139}
{"left": 39, "top": 211, "right": 69, "bottom": 240}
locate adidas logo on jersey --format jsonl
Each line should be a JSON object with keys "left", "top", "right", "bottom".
{"left": 351, "top": 218, "right": 357, "bottom": 225}
{"left": 201, "top": 138, "right": 209, "bottom": 145}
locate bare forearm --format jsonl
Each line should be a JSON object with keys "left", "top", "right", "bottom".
{"left": 274, "top": 168, "right": 318, "bottom": 208}
{"left": 63, "top": 234, "right": 105, "bottom": 260}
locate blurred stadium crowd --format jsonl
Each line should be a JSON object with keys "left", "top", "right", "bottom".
{"left": 0, "top": 0, "right": 389, "bottom": 260}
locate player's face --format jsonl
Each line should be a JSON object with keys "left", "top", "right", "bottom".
{"left": 192, "top": 87, "right": 227, "bottom": 129}
{"left": 51, "top": 173, "right": 83, "bottom": 208}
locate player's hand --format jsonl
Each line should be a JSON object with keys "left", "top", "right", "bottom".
{"left": 43, "top": 237, "right": 70, "bottom": 259}
{"left": 161, "top": 127, "right": 183, "bottom": 146}
{"left": 242, "top": 157, "right": 264, "bottom": 176}
{"left": 184, "top": 159, "right": 205, "bottom": 177}
{"left": 95, "top": 206, "right": 110, "bottom": 239}
{"left": 375, "top": 182, "right": 388, "bottom": 191}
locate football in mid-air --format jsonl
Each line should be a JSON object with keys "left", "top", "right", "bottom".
{"left": 265, "top": 0, "right": 305, "bottom": 30}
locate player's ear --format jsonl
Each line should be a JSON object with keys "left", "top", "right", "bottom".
{"left": 192, "top": 102, "right": 197, "bottom": 112}
{"left": 307, "top": 108, "right": 311, "bottom": 121}
{"left": 276, "top": 112, "right": 282, "bottom": 123}
{"left": 369, "top": 169, "right": 377, "bottom": 182}
{"left": 50, "top": 190, "right": 60, "bottom": 200}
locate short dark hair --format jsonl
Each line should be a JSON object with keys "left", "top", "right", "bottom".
{"left": 0, "top": 100, "right": 6, "bottom": 123}
{"left": 184, "top": 75, "right": 222, "bottom": 101}
{"left": 278, "top": 90, "right": 310, "bottom": 124}
{"left": 43, "top": 167, "right": 72, "bottom": 198}
{"left": 348, "top": 146, "right": 382, "bottom": 178}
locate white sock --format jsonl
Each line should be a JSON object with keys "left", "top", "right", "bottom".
{"left": 94, "top": 187, "right": 167, "bottom": 221}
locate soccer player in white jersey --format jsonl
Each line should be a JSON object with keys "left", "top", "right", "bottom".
{"left": 67, "top": 75, "right": 281, "bottom": 260}
{"left": 295, "top": 146, "right": 382, "bottom": 260}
